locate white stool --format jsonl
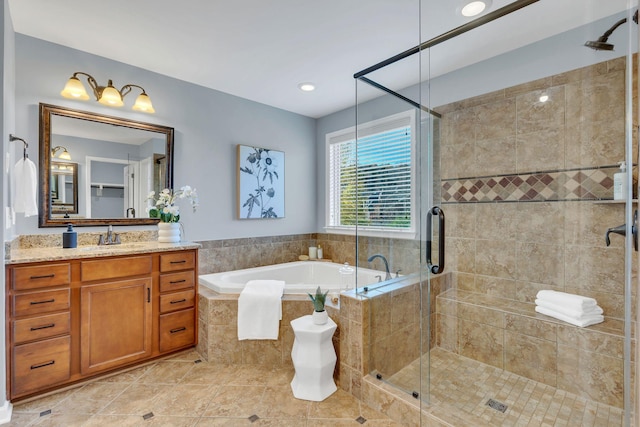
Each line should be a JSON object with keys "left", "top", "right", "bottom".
{"left": 290, "top": 315, "right": 337, "bottom": 401}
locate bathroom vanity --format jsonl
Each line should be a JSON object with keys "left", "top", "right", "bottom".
{"left": 5, "top": 242, "right": 198, "bottom": 401}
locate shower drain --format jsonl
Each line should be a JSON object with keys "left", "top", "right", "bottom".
{"left": 486, "top": 398, "right": 508, "bottom": 413}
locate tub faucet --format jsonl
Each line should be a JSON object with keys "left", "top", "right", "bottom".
{"left": 367, "top": 254, "right": 392, "bottom": 281}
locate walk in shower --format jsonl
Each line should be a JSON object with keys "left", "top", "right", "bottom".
{"left": 351, "top": 1, "right": 638, "bottom": 425}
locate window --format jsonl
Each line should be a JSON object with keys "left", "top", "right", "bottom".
{"left": 326, "top": 110, "right": 416, "bottom": 237}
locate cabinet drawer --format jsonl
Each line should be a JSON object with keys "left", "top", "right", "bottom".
{"left": 160, "top": 252, "right": 195, "bottom": 273}
{"left": 12, "top": 263, "right": 71, "bottom": 291}
{"left": 14, "top": 312, "right": 71, "bottom": 344}
{"left": 160, "top": 271, "right": 195, "bottom": 293}
{"left": 13, "top": 289, "right": 70, "bottom": 317}
{"left": 81, "top": 255, "right": 152, "bottom": 282}
{"left": 160, "top": 289, "right": 195, "bottom": 313}
{"left": 13, "top": 336, "right": 71, "bottom": 396}
{"left": 159, "top": 308, "right": 195, "bottom": 352}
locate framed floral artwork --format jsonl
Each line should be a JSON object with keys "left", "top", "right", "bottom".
{"left": 237, "top": 145, "right": 285, "bottom": 219}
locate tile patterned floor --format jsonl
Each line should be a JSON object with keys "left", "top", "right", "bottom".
{"left": 8, "top": 351, "right": 401, "bottom": 427}
{"left": 387, "top": 347, "right": 625, "bottom": 427}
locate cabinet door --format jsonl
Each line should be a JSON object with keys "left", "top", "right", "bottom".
{"left": 80, "top": 278, "right": 152, "bottom": 375}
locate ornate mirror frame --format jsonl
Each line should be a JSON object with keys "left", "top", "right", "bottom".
{"left": 39, "top": 103, "right": 174, "bottom": 227}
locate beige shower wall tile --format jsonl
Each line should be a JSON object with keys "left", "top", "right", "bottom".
{"left": 475, "top": 239, "right": 516, "bottom": 279}
{"left": 476, "top": 203, "right": 518, "bottom": 240}
{"left": 459, "top": 318, "right": 504, "bottom": 369}
{"left": 516, "top": 86, "right": 565, "bottom": 135}
{"left": 445, "top": 237, "right": 476, "bottom": 274}
{"left": 564, "top": 245, "right": 624, "bottom": 295}
{"left": 557, "top": 344, "right": 624, "bottom": 408}
{"left": 553, "top": 61, "right": 609, "bottom": 85}
{"left": 557, "top": 324, "right": 624, "bottom": 359}
{"left": 504, "top": 331, "right": 557, "bottom": 386}
{"left": 440, "top": 142, "right": 476, "bottom": 179}
{"left": 473, "top": 276, "right": 517, "bottom": 299}
{"left": 441, "top": 108, "right": 476, "bottom": 145}
{"left": 564, "top": 202, "right": 625, "bottom": 248}
{"left": 370, "top": 292, "right": 391, "bottom": 339}
{"left": 505, "top": 313, "right": 557, "bottom": 341}
{"left": 517, "top": 202, "right": 565, "bottom": 245}
{"left": 516, "top": 128, "right": 565, "bottom": 172}
{"left": 515, "top": 280, "right": 563, "bottom": 303}
{"left": 475, "top": 97, "right": 516, "bottom": 141}
{"left": 505, "top": 76, "right": 554, "bottom": 98}
{"left": 476, "top": 136, "right": 517, "bottom": 176}
{"left": 390, "top": 286, "right": 419, "bottom": 331}
{"left": 565, "top": 70, "right": 626, "bottom": 168}
{"left": 443, "top": 203, "right": 476, "bottom": 238}
{"left": 436, "top": 313, "right": 458, "bottom": 353}
{"left": 516, "top": 242, "right": 564, "bottom": 287}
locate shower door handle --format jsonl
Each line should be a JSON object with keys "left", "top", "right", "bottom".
{"left": 605, "top": 209, "right": 638, "bottom": 251}
{"left": 426, "top": 206, "right": 445, "bottom": 274}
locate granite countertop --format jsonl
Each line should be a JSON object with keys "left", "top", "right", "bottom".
{"left": 6, "top": 241, "right": 200, "bottom": 265}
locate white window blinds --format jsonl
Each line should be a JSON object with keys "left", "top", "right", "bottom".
{"left": 327, "top": 111, "right": 415, "bottom": 233}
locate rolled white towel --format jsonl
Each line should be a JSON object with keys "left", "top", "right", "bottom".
{"left": 535, "top": 306, "right": 604, "bottom": 328}
{"left": 536, "top": 290, "right": 598, "bottom": 310}
{"left": 535, "top": 298, "right": 603, "bottom": 319}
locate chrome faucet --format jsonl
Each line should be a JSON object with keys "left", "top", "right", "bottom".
{"left": 367, "top": 254, "right": 392, "bottom": 281}
{"left": 98, "top": 225, "right": 121, "bottom": 245}
{"left": 126, "top": 207, "right": 136, "bottom": 218}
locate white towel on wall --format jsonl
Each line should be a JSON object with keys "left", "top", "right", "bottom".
{"left": 237, "top": 280, "right": 285, "bottom": 340}
{"left": 535, "top": 306, "right": 604, "bottom": 328}
{"left": 535, "top": 298, "right": 603, "bottom": 319}
{"left": 13, "top": 157, "right": 38, "bottom": 217}
{"left": 536, "top": 290, "right": 598, "bottom": 310}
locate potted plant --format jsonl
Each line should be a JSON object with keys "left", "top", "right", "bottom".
{"left": 308, "top": 286, "right": 330, "bottom": 325}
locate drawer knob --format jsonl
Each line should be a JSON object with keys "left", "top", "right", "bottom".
{"left": 30, "top": 360, "right": 55, "bottom": 370}
{"left": 30, "top": 323, "right": 55, "bottom": 331}
{"left": 170, "top": 299, "right": 187, "bottom": 305}
{"left": 29, "top": 274, "right": 55, "bottom": 280}
{"left": 30, "top": 299, "right": 55, "bottom": 305}
{"left": 170, "top": 326, "right": 187, "bottom": 334}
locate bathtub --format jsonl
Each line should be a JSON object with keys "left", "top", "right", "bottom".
{"left": 199, "top": 261, "right": 384, "bottom": 294}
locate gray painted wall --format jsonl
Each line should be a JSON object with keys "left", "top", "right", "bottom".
{"left": 12, "top": 34, "right": 317, "bottom": 241}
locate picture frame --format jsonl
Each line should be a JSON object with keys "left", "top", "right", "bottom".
{"left": 237, "top": 144, "right": 285, "bottom": 219}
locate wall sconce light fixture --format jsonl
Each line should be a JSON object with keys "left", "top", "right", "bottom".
{"left": 51, "top": 146, "right": 72, "bottom": 160}
{"left": 60, "top": 72, "right": 155, "bottom": 113}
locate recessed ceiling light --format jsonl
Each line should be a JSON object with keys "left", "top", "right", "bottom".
{"left": 539, "top": 94, "right": 549, "bottom": 103}
{"left": 298, "top": 82, "right": 316, "bottom": 92}
{"left": 459, "top": 0, "right": 492, "bottom": 17}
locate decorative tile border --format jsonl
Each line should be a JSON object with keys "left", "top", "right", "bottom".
{"left": 441, "top": 167, "right": 617, "bottom": 203}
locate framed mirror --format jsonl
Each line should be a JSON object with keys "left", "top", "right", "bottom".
{"left": 50, "top": 161, "right": 78, "bottom": 214}
{"left": 39, "top": 103, "right": 174, "bottom": 227}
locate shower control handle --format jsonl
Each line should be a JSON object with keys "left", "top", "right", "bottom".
{"left": 605, "top": 209, "right": 638, "bottom": 251}
{"left": 426, "top": 206, "right": 445, "bottom": 274}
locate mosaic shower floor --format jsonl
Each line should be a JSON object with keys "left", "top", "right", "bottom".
{"left": 386, "top": 347, "right": 625, "bottom": 426}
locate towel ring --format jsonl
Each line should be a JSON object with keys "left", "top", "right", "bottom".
{"left": 9, "top": 134, "right": 28, "bottom": 159}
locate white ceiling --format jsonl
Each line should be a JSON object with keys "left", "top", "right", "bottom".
{"left": 7, "top": 0, "right": 632, "bottom": 118}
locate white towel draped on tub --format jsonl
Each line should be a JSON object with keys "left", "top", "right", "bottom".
{"left": 237, "top": 280, "right": 285, "bottom": 340}
{"left": 13, "top": 157, "right": 38, "bottom": 217}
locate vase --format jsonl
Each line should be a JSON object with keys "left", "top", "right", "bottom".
{"left": 312, "top": 310, "right": 328, "bottom": 325}
{"left": 158, "top": 222, "right": 181, "bottom": 243}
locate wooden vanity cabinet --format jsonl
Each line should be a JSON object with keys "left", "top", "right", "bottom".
{"left": 5, "top": 248, "right": 198, "bottom": 401}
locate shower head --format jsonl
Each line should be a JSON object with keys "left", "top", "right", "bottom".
{"left": 585, "top": 10, "right": 638, "bottom": 51}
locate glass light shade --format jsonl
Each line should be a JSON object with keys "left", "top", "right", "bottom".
{"left": 58, "top": 150, "right": 72, "bottom": 160}
{"left": 132, "top": 93, "right": 155, "bottom": 113}
{"left": 99, "top": 85, "right": 124, "bottom": 107}
{"left": 60, "top": 76, "right": 90, "bottom": 100}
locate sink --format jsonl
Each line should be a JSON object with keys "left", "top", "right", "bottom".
{"left": 77, "top": 242, "right": 150, "bottom": 251}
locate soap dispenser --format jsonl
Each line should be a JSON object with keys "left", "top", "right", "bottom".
{"left": 614, "top": 161, "right": 628, "bottom": 200}
{"left": 63, "top": 224, "right": 77, "bottom": 249}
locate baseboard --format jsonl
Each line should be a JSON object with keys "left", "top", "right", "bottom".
{"left": 0, "top": 400, "right": 13, "bottom": 424}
